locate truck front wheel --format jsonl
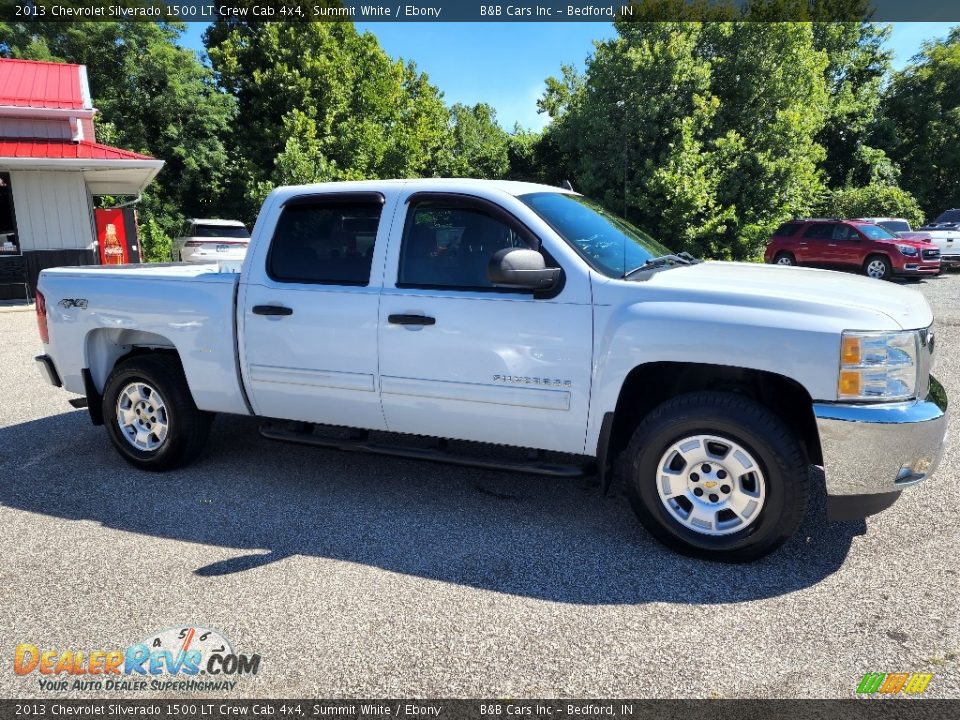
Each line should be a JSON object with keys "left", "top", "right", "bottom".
{"left": 102, "top": 355, "right": 212, "bottom": 471}
{"left": 619, "top": 391, "right": 808, "bottom": 562}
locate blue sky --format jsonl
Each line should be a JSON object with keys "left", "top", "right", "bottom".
{"left": 180, "top": 22, "right": 956, "bottom": 131}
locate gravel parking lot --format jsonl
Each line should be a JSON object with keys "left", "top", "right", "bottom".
{"left": 1, "top": 272, "right": 958, "bottom": 700}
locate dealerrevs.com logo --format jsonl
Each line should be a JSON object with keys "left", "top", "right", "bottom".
{"left": 856, "top": 672, "right": 932, "bottom": 695}
{"left": 14, "top": 627, "right": 261, "bottom": 692}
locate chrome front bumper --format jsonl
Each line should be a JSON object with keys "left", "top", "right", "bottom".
{"left": 814, "top": 376, "right": 948, "bottom": 517}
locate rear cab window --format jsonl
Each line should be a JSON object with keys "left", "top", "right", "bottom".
{"left": 268, "top": 194, "right": 384, "bottom": 286}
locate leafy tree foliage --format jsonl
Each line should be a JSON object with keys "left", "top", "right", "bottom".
{"left": 537, "top": 21, "right": 830, "bottom": 259}
{"left": 878, "top": 28, "right": 960, "bottom": 220}
{"left": 812, "top": 22, "right": 895, "bottom": 188}
{"left": 204, "top": 21, "right": 451, "bottom": 215}
{"left": 1, "top": 16, "right": 954, "bottom": 263}
{"left": 438, "top": 104, "right": 511, "bottom": 179}
{"left": 816, "top": 184, "right": 923, "bottom": 226}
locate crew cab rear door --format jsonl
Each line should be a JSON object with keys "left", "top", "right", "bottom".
{"left": 238, "top": 191, "right": 392, "bottom": 429}
{"left": 376, "top": 188, "right": 593, "bottom": 454}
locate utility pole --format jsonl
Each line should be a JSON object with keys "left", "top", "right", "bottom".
{"left": 617, "top": 98, "right": 628, "bottom": 220}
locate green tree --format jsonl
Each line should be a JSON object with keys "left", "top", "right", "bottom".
{"left": 812, "top": 22, "right": 895, "bottom": 188}
{"left": 205, "top": 21, "right": 451, "bottom": 214}
{"left": 815, "top": 184, "right": 923, "bottom": 226}
{"left": 439, "top": 103, "right": 510, "bottom": 178}
{"left": 879, "top": 27, "right": 960, "bottom": 220}
{"left": 537, "top": 21, "right": 830, "bottom": 259}
{"left": 0, "top": 21, "right": 236, "bottom": 259}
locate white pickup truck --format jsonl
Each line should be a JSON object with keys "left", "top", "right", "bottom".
{"left": 34, "top": 179, "right": 948, "bottom": 561}
{"left": 919, "top": 210, "right": 960, "bottom": 268}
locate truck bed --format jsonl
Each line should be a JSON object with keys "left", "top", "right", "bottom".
{"left": 38, "top": 263, "right": 249, "bottom": 416}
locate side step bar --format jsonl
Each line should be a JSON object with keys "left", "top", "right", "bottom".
{"left": 259, "top": 422, "right": 591, "bottom": 478}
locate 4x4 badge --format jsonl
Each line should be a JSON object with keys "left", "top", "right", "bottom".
{"left": 57, "top": 299, "right": 88, "bottom": 309}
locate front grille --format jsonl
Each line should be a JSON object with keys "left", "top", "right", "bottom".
{"left": 923, "top": 248, "right": 940, "bottom": 260}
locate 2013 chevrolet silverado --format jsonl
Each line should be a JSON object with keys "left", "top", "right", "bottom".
{"left": 33, "top": 180, "right": 949, "bottom": 561}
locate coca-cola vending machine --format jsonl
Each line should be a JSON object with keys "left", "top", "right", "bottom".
{"left": 95, "top": 207, "right": 141, "bottom": 265}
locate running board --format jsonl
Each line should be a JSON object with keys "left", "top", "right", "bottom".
{"left": 259, "top": 423, "right": 590, "bottom": 478}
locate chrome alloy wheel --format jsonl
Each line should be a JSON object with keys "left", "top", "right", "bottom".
{"left": 116, "top": 381, "right": 169, "bottom": 452}
{"left": 866, "top": 259, "right": 887, "bottom": 278}
{"left": 656, "top": 434, "right": 766, "bottom": 536}
{"left": 776, "top": 256, "right": 793, "bottom": 265}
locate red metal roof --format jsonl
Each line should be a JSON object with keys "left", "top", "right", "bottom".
{"left": 0, "top": 58, "right": 86, "bottom": 110}
{"left": 0, "top": 138, "right": 156, "bottom": 161}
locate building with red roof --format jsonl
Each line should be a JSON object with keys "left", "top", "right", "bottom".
{"left": 0, "top": 58, "right": 164, "bottom": 299}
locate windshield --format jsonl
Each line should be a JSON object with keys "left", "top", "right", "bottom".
{"left": 518, "top": 192, "right": 672, "bottom": 278}
{"left": 878, "top": 220, "right": 910, "bottom": 233}
{"left": 934, "top": 210, "right": 960, "bottom": 224}
{"left": 860, "top": 224, "right": 898, "bottom": 240}
{"left": 193, "top": 224, "right": 250, "bottom": 239}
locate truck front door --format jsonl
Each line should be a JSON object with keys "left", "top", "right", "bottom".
{"left": 377, "top": 191, "right": 593, "bottom": 454}
{"left": 239, "top": 192, "right": 389, "bottom": 430}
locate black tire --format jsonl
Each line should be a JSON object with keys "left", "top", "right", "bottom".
{"left": 618, "top": 391, "right": 809, "bottom": 562}
{"left": 102, "top": 354, "right": 213, "bottom": 471}
{"left": 773, "top": 251, "right": 796, "bottom": 266}
{"left": 863, "top": 254, "right": 892, "bottom": 280}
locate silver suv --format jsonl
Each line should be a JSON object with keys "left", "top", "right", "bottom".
{"left": 174, "top": 219, "right": 250, "bottom": 264}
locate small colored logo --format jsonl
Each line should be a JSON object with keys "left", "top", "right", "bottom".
{"left": 856, "top": 672, "right": 932, "bottom": 695}
{"left": 13, "top": 627, "right": 260, "bottom": 693}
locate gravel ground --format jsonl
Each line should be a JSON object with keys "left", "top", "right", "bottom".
{"left": 0, "top": 273, "right": 958, "bottom": 700}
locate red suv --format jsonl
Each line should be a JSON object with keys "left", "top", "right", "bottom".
{"left": 764, "top": 219, "right": 941, "bottom": 280}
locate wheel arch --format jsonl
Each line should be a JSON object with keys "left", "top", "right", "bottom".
{"left": 85, "top": 328, "right": 181, "bottom": 394}
{"left": 864, "top": 252, "right": 892, "bottom": 269}
{"left": 603, "top": 361, "right": 822, "bottom": 471}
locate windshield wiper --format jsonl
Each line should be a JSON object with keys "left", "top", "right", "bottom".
{"left": 623, "top": 252, "right": 700, "bottom": 279}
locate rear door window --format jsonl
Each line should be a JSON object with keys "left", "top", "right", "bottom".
{"left": 774, "top": 222, "right": 801, "bottom": 237}
{"left": 802, "top": 223, "right": 835, "bottom": 240}
{"left": 268, "top": 196, "right": 383, "bottom": 285}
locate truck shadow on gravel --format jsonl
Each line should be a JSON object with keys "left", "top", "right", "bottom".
{"left": 0, "top": 411, "right": 865, "bottom": 605}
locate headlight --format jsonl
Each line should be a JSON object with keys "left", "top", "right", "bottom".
{"left": 897, "top": 244, "right": 919, "bottom": 256}
{"left": 838, "top": 330, "right": 919, "bottom": 401}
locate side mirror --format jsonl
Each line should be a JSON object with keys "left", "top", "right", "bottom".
{"left": 487, "top": 248, "right": 560, "bottom": 290}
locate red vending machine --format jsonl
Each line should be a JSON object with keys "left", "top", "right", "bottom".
{"left": 95, "top": 207, "right": 141, "bottom": 265}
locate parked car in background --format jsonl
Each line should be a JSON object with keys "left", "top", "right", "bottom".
{"left": 918, "top": 210, "right": 960, "bottom": 269}
{"left": 174, "top": 219, "right": 250, "bottom": 264}
{"left": 924, "top": 209, "right": 960, "bottom": 230}
{"left": 854, "top": 217, "right": 929, "bottom": 240}
{"left": 764, "top": 218, "right": 940, "bottom": 280}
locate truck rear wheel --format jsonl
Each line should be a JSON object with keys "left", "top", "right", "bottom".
{"left": 102, "top": 355, "right": 212, "bottom": 471}
{"left": 619, "top": 391, "right": 808, "bottom": 562}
